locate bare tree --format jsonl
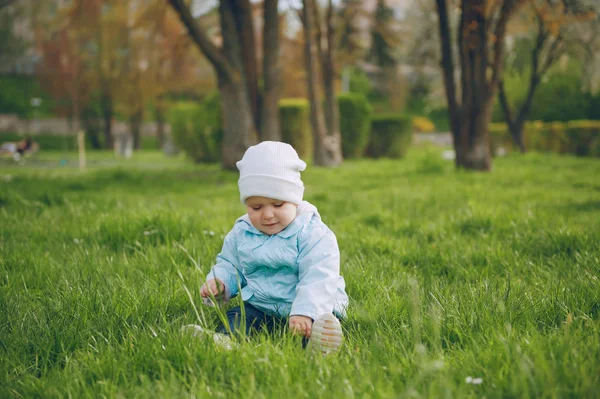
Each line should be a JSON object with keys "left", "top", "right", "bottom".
{"left": 261, "top": 0, "right": 281, "bottom": 141}
{"left": 337, "top": 0, "right": 369, "bottom": 91}
{"left": 316, "top": 0, "right": 343, "bottom": 160}
{"left": 168, "top": 0, "right": 281, "bottom": 169}
{"left": 302, "top": 0, "right": 343, "bottom": 167}
{"left": 434, "top": 0, "right": 525, "bottom": 170}
{"left": 499, "top": 0, "right": 598, "bottom": 152}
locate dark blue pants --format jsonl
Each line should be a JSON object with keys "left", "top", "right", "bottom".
{"left": 216, "top": 302, "right": 284, "bottom": 336}
{"left": 216, "top": 302, "right": 310, "bottom": 347}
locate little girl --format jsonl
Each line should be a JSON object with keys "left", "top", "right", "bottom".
{"left": 185, "top": 141, "right": 348, "bottom": 353}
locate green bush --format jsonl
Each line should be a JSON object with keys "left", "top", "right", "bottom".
{"left": 426, "top": 107, "right": 450, "bottom": 132}
{"left": 489, "top": 120, "right": 600, "bottom": 157}
{"left": 588, "top": 92, "right": 600, "bottom": 120}
{"left": 367, "top": 114, "right": 413, "bottom": 158}
{"left": 538, "top": 122, "right": 567, "bottom": 153}
{"left": 565, "top": 121, "right": 600, "bottom": 156}
{"left": 528, "top": 69, "right": 589, "bottom": 122}
{"left": 337, "top": 93, "right": 371, "bottom": 158}
{"left": 0, "top": 76, "right": 54, "bottom": 119}
{"left": 139, "top": 136, "right": 158, "bottom": 150}
{"left": 347, "top": 66, "right": 372, "bottom": 99}
{"left": 167, "top": 94, "right": 222, "bottom": 163}
{"left": 279, "top": 98, "right": 311, "bottom": 159}
{"left": 492, "top": 62, "right": 596, "bottom": 123}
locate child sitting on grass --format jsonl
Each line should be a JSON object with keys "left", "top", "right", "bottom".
{"left": 184, "top": 141, "right": 348, "bottom": 353}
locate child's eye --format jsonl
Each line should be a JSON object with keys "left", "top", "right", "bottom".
{"left": 273, "top": 203, "right": 284, "bottom": 208}
{"left": 251, "top": 205, "right": 262, "bottom": 211}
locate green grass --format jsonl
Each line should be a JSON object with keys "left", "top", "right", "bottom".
{"left": 1, "top": 149, "right": 599, "bottom": 398}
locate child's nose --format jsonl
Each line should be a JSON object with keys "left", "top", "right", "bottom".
{"left": 263, "top": 207, "right": 274, "bottom": 219}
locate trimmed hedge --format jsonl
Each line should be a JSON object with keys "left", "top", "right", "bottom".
{"left": 426, "top": 107, "right": 450, "bottom": 132}
{"left": 565, "top": 121, "right": 600, "bottom": 156}
{"left": 367, "top": 114, "right": 413, "bottom": 158}
{"left": 279, "top": 98, "right": 311, "bottom": 159}
{"left": 0, "top": 132, "right": 158, "bottom": 152}
{"left": 338, "top": 93, "right": 371, "bottom": 158}
{"left": 490, "top": 120, "right": 600, "bottom": 157}
{"left": 168, "top": 94, "right": 222, "bottom": 163}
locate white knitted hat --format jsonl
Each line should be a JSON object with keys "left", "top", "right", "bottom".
{"left": 236, "top": 141, "right": 307, "bottom": 205}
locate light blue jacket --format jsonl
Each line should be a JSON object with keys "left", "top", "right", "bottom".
{"left": 206, "top": 201, "right": 348, "bottom": 320}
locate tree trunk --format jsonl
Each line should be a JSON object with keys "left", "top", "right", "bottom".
{"left": 498, "top": 53, "right": 543, "bottom": 154}
{"left": 303, "top": 0, "right": 342, "bottom": 167}
{"left": 454, "top": 98, "right": 494, "bottom": 170}
{"left": 435, "top": 0, "right": 522, "bottom": 171}
{"left": 155, "top": 103, "right": 166, "bottom": 149}
{"left": 129, "top": 108, "right": 143, "bottom": 150}
{"left": 232, "top": 0, "right": 260, "bottom": 133}
{"left": 260, "top": 0, "right": 281, "bottom": 141}
{"left": 219, "top": 73, "right": 258, "bottom": 169}
{"left": 81, "top": 118, "right": 102, "bottom": 149}
{"left": 434, "top": 0, "right": 461, "bottom": 139}
{"left": 219, "top": 0, "right": 258, "bottom": 168}
{"left": 454, "top": 0, "right": 492, "bottom": 170}
{"left": 101, "top": 90, "right": 113, "bottom": 149}
{"left": 81, "top": 106, "right": 102, "bottom": 149}
{"left": 322, "top": 0, "right": 342, "bottom": 159}
{"left": 168, "top": 0, "right": 259, "bottom": 169}
{"left": 87, "top": 130, "right": 101, "bottom": 149}
{"left": 510, "top": 122, "right": 526, "bottom": 153}
{"left": 498, "top": 80, "right": 526, "bottom": 152}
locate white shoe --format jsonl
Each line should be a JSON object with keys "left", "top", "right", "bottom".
{"left": 309, "top": 314, "right": 343, "bottom": 355}
{"left": 181, "top": 324, "right": 237, "bottom": 350}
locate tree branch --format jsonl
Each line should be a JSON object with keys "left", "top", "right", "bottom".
{"left": 531, "top": 16, "right": 547, "bottom": 76}
{"left": 488, "top": 0, "right": 523, "bottom": 94}
{"left": 232, "top": 0, "right": 259, "bottom": 130}
{"left": 540, "top": 34, "right": 565, "bottom": 74}
{"left": 326, "top": 0, "right": 336, "bottom": 73}
{"left": 167, "top": 0, "right": 233, "bottom": 81}
{"left": 435, "top": 0, "right": 461, "bottom": 135}
{"left": 498, "top": 80, "right": 515, "bottom": 130}
{"left": 513, "top": 15, "right": 546, "bottom": 124}
{"left": 261, "top": 0, "right": 282, "bottom": 140}
{"left": 311, "top": 0, "right": 325, "bottom": 70}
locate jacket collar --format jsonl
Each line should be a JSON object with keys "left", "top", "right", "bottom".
{"left": 235, "top": 201, "right": 319, "bottom": 239}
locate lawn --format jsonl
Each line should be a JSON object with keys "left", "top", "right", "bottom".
{"left": 1, "top": 149, "right": 599, "bottom": 398}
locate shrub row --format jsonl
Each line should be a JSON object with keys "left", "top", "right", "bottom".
{"left": 279, "top": 98, "right": 312, "bottom": 159}
{"left": 167, "top": 93, "right": 222, "bottom": 163}
{"left": 490, "top": 120, "right": 600, "bottom": 157}
{"left": 367, "top": 114, "right": 413, "bottom": 158}
{"left": 169, "top": 93, "right": 413, "bottom": 162}
{"left": 0, "top": 132, "right": 159, "bottom": 152}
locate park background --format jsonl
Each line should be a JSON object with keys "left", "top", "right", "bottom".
{"left": 1, "top": 0, "right": 599, "bottom": 397}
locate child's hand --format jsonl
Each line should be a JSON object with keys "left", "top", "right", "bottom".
{"left": 201, "top": 279, "right": 225, "bottom": 298}
{"left": 289, "top": 315, "right": 313, "bottom": 338}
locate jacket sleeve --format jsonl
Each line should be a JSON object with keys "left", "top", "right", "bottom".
{"left": 205, "top": 227, "right": 246, "bottom": 300}
{"left": 290, "top": 219, "right": 340, "bottom": 320}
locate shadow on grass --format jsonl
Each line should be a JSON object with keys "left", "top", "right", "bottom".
{"left": 560, "top": 200, "right": 600, "bottom": 214}
{"left": 0, "top": 168, "right": 238, "bottom": 209}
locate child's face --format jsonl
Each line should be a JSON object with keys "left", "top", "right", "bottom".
{"left": 246, "top": 196, "right": 298, "bottom": 235}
